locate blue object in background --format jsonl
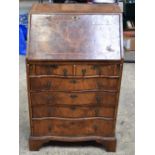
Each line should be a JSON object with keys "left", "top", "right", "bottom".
{"left": 19, "top": 14, "right": 28, "bottom": 55}
{"left": 19, "top": 25, "right": 27, "bottom": 55}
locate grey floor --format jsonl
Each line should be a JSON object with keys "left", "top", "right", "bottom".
{"left": 19, "top": 56, "right": 135, "bottom": 155}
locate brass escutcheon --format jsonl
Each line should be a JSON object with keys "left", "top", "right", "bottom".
{"left": 81, "top": 69, "right": 86, "bottom": 76}
{"left": 72, "top": 16, "right": 79, "bottom": 21}
{"left": 70, "top": 79, "right": 77, "bottom": 84}
{"left": 70, "top": 94, "right": 78, "bottom": 99}
{"left": 63, "top": 68, "right": 68, "bottom": 76}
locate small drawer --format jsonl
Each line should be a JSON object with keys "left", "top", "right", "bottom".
{"left": 31, "top": 92, "right": 117, "bottom": 106}
{"left": 30, "top": 77, "right": 119, "bottom": 91}
{"left": 76, "top": 64, "right": 120, "bottom": 76}
{"left": 32, "top": 105, "right": 115, "bottom": 118}
{"left": 30, "top": 64, "right": 73, "bottom": 76}
{"left": 32, "top": 119, "right": 114, "bottom": 137}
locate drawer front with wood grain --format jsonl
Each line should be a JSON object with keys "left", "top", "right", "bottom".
{"left": 32, "top": 105, "right": 115, "bottom": 118}
{"left": 32, "top": 119, "right": 114, "bottom": 137}
{"left": 34, "top": 64, "right": 73, "bottom": 76}
{"left": 76, "top": 64, "right": 120, "bottom": 76}
{"left": 30, "top": 92, "right": 117, "bottom": 106}
{"left": 30, "top": 77, "right": 119, "bottom": 91}
{"left": 29, "top": 63, "right": 120, "bottom": 76}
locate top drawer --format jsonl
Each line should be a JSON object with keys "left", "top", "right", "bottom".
{"left": 29, "top": 64, "right": 73, "bottom": 76}
{"left": 29, "top": 63, "right": 120, "bottom": 76}
{"left": 76, "top": 64, "right": 120, "bottom": 76}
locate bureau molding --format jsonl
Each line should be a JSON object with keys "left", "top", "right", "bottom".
{"left": 31, "top": 102, "right": 116, "bottom": 107}
{"left": 29, "top": 89, "right": 118, "bottom": 93}
{"left": 30, "top": 135, "right": 116, "bottom": 141}
{"left": 32, "top": 116, "right": 114, "bottom": 121}
{"left": 29, "top": 136, "right": 116, "bottom": 152}
{"left": 29, "top": 74, "right": 120, "bottom": 78}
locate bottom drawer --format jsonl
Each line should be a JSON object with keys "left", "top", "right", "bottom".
{"left": 32, "top": 105, "right": 115, "bottom": 118}
{"left": 32, "top": 119, "right": 114, "bottom": 137}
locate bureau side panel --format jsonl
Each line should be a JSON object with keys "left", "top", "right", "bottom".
{"left": 26, "top": 61, "right": 35, "bottom": 136}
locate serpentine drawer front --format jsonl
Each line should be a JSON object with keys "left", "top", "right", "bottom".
{"left": 32, "top": 119, "right": 115, "bottom": 137}
{"left": 32, "top": 105, "right": 115, "bottom": 118}
{"left": 30, "top": 77, "right": 119, "bottom": 91}
{"left": 30, "top": 91, "right": 117, "bottom": 106}
{"left": 26, "top": 4, "right": 123, "bottom": 152}
{"left": 29, "top": 63, "right": 121, "bottom": 76}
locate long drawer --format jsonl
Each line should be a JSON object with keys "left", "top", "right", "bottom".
{"left": 30, "top": 77, "right": 119, "bottom": 91}
{"left": 32, "top": 118, "right": 114, "bottom": 137}
{"left": 32, "top": 105, "right": 115, "bottom": 118}
{"left": 29, "top": 63, "right": 120, "bottom": 76}
{"left": 30, "top": 92, "right": 117, "bottom": 106}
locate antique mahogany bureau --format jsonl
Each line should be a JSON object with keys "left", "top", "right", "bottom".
{"left": 26, "top": 4, "right": 123, "bottom": 152}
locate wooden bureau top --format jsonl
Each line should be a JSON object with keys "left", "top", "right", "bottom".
{"left": 27, "top": 4, "right": 123, "bottom": 61}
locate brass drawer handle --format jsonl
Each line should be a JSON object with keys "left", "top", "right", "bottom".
{"left": 91, "top": 65, "right": 100, "bottom": 75}
{"left": 46, "top": 64, "right": 58, "bottom": 74}
{"left": 70, "top": 94, "right": 78, "bottom": 99}
{"left": 70, "top": 106, "right": 76, "bottom": 111}
{"left": 81, "top": 69, "right": 86, "bottom": 76}
{"left": 29, "top": 64, "right": 35, "bottom": 75}
{"left": 48, "top": 124, "right": 52, "bottom": 132}
{"left": 45, "top": 81, "right": 52, "bottom": 89}
{"left": 96, "top": 96, "right": 101, "bottom": 104}
{"left": 70, "top": 122, "right": 75, "bottom": 126}
{"left": 70, "top": 79, "right": 77, "bottom": 84}
{"left": 91, "top": 65, "right": 98, "bottom": 70}
{"left": 63, "top": 69, "right": 68, "bottom": 76}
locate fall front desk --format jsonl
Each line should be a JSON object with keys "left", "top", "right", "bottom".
{"left": 26, "top": 4, "right": 123, "bottom": 152}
